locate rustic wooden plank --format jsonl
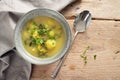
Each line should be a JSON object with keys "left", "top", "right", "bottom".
{"left": 31, "top": 20, "right": 120, "bottom": 80}
{"left": 31, "top": 62, "right": 58, "bottom": 78}
{"left": 61, "top": 0, "right": 120, "bottom": 20}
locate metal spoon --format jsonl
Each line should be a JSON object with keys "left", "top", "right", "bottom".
{"left": 51, "top": 10, "right": 92, "bottom": 79}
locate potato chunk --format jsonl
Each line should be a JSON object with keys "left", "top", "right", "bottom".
{"left": 49, "top": 30, "right": 55, "bottom": 37}
{"left": 45, "top": 39, "right": 56, "bottom": 50}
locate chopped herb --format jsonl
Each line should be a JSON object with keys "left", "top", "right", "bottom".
{"left": 34, "top": 38, "right": 45, "bottom": 45}
{"left": 83, "top": 46, "right": 90, "bottom": 55}
{"left": 32, "top": 21, "right": 38, "bottom": 27}
{"left": 38, "top": 29, "right": 44, "bottom": 35}
{"left": 84, "top": 61, "right": 87, "bottom": 64}
{"left": 24, "top": 40, "right": 27, "bottom": 45}
{"left": 80, "top": 46, "right": 90, "bottom": 65}
{"left": 83, "top": 50, "right": 87, "bottom": 55}
{"left": 80, "top": 55, "right": 87, "bottom": 65}
{"left": 37, "top": 24, "right": 48, "bottom": 35}
{"left": 84, "top": 56, "right": 87, "bottom": 61}
{"left": 38, "top": 28, "right": 47, "bottom": 35}
{"left": 29, "top": 42, "right": 32, "bottom": 46}
{"left": 29, "top": 40, "right": 36, "bottom": 46}
{"left": 39, "top": 38, "right": 45, "bottom": 44}
{"left": 80, "top": 55, "right": 84, "bottom": 58}
{"left": 30, "top": 28, "right": 36, "bottom": 34}
{"left": 94, "top": 55, "right": 97, "bottom": 60}
{"left": 34, "top": 38, "right": 41, "bottom": 45}
{"left": 39, "top": 24, "right": 46, "bottom": 29}
{"left": 80, "top": 55, "right": 87, "bottom": 61}
{"left": 36, "top": 38, "right": 40, "bottom": 44}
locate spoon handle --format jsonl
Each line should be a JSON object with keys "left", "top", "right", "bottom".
{"left": 51, "top": 54, "right": 67, "bottom": 79}
{"left": 51, "top": 31, "right": 78, "bottom": 79}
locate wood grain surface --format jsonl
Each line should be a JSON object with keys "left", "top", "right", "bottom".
{"left": 31, "top": 0, "right": 120, "bottom": 80}
{"left": 61, "top": 0, "right": 120, "bottom": 20}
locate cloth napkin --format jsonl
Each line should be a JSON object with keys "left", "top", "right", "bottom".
{"left": 0, "top": 0, "right": 75, "bottom": 80}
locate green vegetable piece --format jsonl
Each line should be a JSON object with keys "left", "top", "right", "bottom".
{"left": 40, "top": 38, "right": 45, "bottom": 44}
{"left": 80, "top": 55, "right": 84, "bottom": 58}
{"left": 32, "top": 21, "right": 38, "bottom": 27}
{"left": 80, "top": 55, "right": 87, "bottom": 61}
{"left": 84, "top": 61, "right": 87, "bottom": 65}
{"left": 38, "top": 24, "right": 47, "bottom": 35}
{"left": 39, "top": 24, "right": 46, "bottom": 29}
{"left": 94, "top": 55, "right": 97, "bottom": 60}
{"left": 33, "top": 38, "right": 45, "bottom": 45}
{"left": 30, "top": 28, "right": 36, "bottom": 34}
{"left": 80, "top": 46, "right": 90, "bottom": 65}
{"left": 80, "top": 55, "right": 87, "bottom": 65}
{"left": 29, "top": 42, "right": 32, "bottom": 46}
{"left": 38, "top": 29, "right": 44, "bottom": 35}
{"left": 84, "top": 56, "right": 87, "bottom": 61}
{"left": 35, "top": 38, "right": 41, "bottom": 45}
{"left": 83, "top": 46, "right": 90, "bottom": 55}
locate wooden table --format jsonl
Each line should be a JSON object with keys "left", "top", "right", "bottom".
{"left": 31, "top": 0, "right": 120, "bottom": 80}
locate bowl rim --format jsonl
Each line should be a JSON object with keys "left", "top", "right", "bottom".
{"left": 14, "top": 8, "right": 72, "bottom": 65}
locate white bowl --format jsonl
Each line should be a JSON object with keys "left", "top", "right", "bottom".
{"left": 14, "top": 8, "right": 72, "bottom": 65}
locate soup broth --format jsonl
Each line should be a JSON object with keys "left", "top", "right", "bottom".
{"left": 22, "top": 16, "right": 66, "bottom": 58}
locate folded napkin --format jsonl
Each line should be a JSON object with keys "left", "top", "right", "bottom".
{"left": 0, "top": 0, "right": 75, "bottom": 80}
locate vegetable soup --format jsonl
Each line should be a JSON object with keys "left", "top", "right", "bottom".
{"left": 22, "top": 16, "right": 66, "bottom": 58}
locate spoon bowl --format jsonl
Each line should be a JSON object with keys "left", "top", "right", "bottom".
{"left": 73, "top": 10, "right": 92, "bottom": 40}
